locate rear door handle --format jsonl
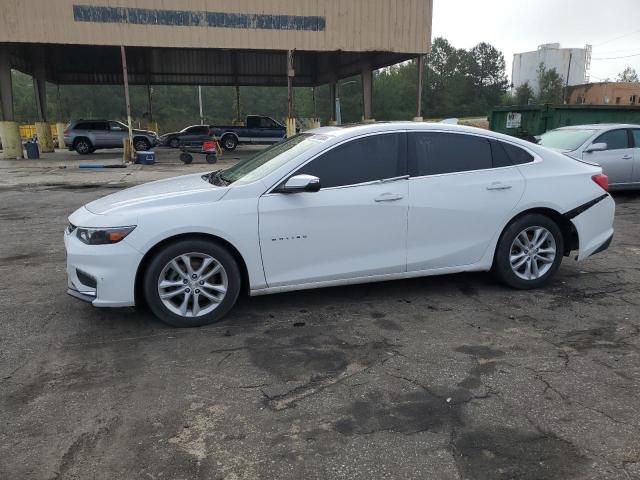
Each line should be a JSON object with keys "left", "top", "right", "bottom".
{"left": 622, "top": 155, "right": 632, "bottom": 160}
{"left": 486, "top": 182, "right": 513, "bottom": 191}
{"left": 374, "top": 193, "right": 404, "bottom": 202}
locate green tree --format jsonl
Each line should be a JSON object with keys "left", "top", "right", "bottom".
{"left": 515, "top": 82, "right": 534, "bottom": 105}
{"left": 617, "top": 66, "right": 639, "bottom": 82}
{"left": 537, "top": 64, "right": 564, "bottom": 104}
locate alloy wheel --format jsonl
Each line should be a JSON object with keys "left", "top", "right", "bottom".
{"left": 76, "top": 141, "right": 90, "bottom": 153}
{"left": 509, "top": 226, "right": 557, "bottom": 281}
{"left": 157, "top": 252, "right": 228, "bottom": 317}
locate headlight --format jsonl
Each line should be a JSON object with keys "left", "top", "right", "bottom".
{"left": 76, "top": 226, "right": 136, "bottom": 245}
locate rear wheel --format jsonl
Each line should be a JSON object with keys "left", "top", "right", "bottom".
{"left": 221, "top": 134, "right": 237, "bottom": 151}
{"left": 494, "top": 214, "right": 564, "bottom": 289}
{"left": 143, "top": 239, "right": 241, "bottom": 327}
{"left": 179, "top": 152, "right": 193, "bottom": 164}
{"left": 74, "top": 138, "right": 93, "bottom": 155}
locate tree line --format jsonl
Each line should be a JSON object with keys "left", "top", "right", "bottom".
{"left": 5, "top": 38, "right": 638, "bottom": 133}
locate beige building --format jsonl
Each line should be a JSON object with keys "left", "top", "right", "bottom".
{"left": 0, "top": 0, "right": 433, "bottom": 158}
{"left": 568, "top": 82, "right": 640, "bottom": 106}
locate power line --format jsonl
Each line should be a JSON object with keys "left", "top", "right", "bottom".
{"left": 593, "top": 28, "right": 640, "bottom": 47}
{"left": 592, "top": 52, "right": 640, "bottom": 60}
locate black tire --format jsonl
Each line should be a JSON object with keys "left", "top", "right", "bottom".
{"left": 179, "top": 152, "right": 193, "bottom": 164}
{"left": 74, "top": 138, "right": 93, "bottom": 155}
{"left": 143, "top": 239, "right": 241, "bottom": 327}
{"left": 169, "top": 137, "right": 180, "bottom": 148}
{"left": 133, "top": 137, "right": 151, "bottom": 152}
{"left": 493, "top": 213, "right": 564, "bottom": 289}
{"left": 221, "top": 134, "right": 238, "bottom": 151}
{"left": 205, "top": 153, "right": 217, "bottom": 164}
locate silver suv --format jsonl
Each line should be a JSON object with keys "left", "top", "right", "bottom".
{"left": 63, "top": 120, "right": 158, "bottom": 155}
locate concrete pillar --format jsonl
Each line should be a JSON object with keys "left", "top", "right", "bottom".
{"left": 361, "top": 64, "right": 374, "bottom": 122}
{"left": 56, "top": 122, "right": 66, "bottom": 149}
{"left": 35, "top": 122, "right": 54, "bottom": 153}
{"left": 414, "top": 55, "right": 425, "bottom": 122}
{"left": 0, "top": 121, "right": 22, "bottom": 159}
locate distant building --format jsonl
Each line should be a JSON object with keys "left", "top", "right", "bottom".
{"left": 568, "top": 82, "right": 640, "bottom": 106}
{"left": 512, "top": 43, "right": 591, "bottom": 94}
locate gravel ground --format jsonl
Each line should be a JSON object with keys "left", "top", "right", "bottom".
{"left": 0, "top": 165, "right": 639, "bottom": 480}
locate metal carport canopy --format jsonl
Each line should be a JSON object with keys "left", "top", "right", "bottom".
{"left": 3, "top": 43, "right": 417, "bottom": 87}
{"left": 0, "top": 0, "right": 433, "bottom": 87}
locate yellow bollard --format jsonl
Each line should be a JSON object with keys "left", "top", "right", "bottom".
{"left": 286, "top": 117, "right": 296, "bottom": 138}
{"left": 35, "top": 122, "right": 54, "bottom": 153}
{"left": 0, "top": 121, "right": 23, "bottom": 159}
{"left": 56, "top": 122, "right": 66, "bottom": 149}
{"left": 310, "top": 119, "right": 321, "bottom": 129}
{"left": 412, "top": 117, "right": 424, "bottom": 122}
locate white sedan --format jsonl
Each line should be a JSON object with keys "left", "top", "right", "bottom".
{"left": 65, "top": 123, "right": 615, "bottom": 327}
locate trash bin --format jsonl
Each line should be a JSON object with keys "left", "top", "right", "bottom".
{"left": 136, "top": 151, "right": 155, "bottom": 165}
{"left": 24, "top": 141, "right": 40, "bottom": 159}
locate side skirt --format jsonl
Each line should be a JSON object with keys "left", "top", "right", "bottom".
{"left": 249, "top": 264, "right": 488, "bottom": 296}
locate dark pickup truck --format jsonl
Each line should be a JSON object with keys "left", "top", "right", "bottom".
{"left": 211, "top": 115, "right": 286, "bottom": 151}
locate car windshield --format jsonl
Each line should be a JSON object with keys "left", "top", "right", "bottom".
{"left": 537, "top": 129, "right": 596, "bottom": 151}
{"left": 217, "top": 134, "right": 328, "bottom": 186}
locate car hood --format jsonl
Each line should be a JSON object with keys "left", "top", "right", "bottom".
{"left": 133, "top": 128, "right": 155, "bottom": 135}
{"left": 85, "top": 173, "right": 227, "bottom": 215}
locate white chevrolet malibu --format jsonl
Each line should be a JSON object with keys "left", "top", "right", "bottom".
{"left": 65, "top": 123, "right": 615, "bottom": 327}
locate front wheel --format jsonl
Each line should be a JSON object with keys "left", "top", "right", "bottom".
{"left": 493, "top": 214, "right": 564, "bottom": 289}
{"left": 133, "top": 138, "right": 151, "bottom": 152}
{"left": 143, "top": 239, "right": 241, "bottom": 327}
{"left": 168, "top": 137, "right": 180, "bottom": 148}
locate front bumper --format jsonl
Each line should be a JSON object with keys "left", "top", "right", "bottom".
{"left": 64, "top": 229, "right": 142, "bottom": 307}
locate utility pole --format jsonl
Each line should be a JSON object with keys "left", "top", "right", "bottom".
{"left": 564, "top": 52, "right": 572, "bottom": 104}
{"left": 198, "top": 85, "right": 204, "bottom": 125}
{"left": 120, "top": 45, "right": 134, "bottom": 161}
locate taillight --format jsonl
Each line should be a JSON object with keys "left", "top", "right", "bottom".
{"left": 63, "top": 129, "right": 69, "bottom": 135}
{"left": 592, "top": 174, "right": 609, "bottom": 192}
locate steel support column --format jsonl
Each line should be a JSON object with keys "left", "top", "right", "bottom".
{"left": 286, "top": 50, "right": 296, "bottom": 137}
{"left": 361, "top": 64, "right": 373, "bottom": 122}
{"left": 0, "top": 45, "right": 14, "bottom": 121}
{"left": 328, "top": 79, "right": 337, "bottom": 125}
{"left": 414, "top": 55, "right": 425, "bottom": 121}
{"left": 121, "top": 45, "right": 134, "bottom": 162}
{"left": 0, "top": 45, "right": 22, "bottom": 159}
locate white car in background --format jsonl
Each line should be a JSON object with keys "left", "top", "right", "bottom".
{"left": 538, "top": 124, "right": 640, "bottom": 190}
{"left": 65, "top": 123, "right": 615, "bottom": 327}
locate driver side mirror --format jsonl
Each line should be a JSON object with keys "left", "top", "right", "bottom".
{"left": 275, "top": 174, "right": 321, "bottom": 194}
{"left": 585, "top": 142, "right": 607, "bottom": 153}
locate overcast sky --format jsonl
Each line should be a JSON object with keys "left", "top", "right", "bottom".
{"left": 431, "top": 0, "right": 640, "bottom": 83}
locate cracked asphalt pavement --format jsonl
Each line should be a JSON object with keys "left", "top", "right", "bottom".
{"left": 1, "top": 168, "right": 639, "bottom": 479}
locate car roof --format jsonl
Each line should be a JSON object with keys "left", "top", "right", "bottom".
{"left": 555, "top": 123, "right": 640, "bottom": 130}
{"left": 308, "top": 122, "right": 533, "bottom": 147}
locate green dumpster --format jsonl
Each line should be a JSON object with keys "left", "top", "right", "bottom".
{"left": 489, "top": 104, "right": 640, "bottom": 139}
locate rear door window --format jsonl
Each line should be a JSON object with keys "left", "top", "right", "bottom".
{"left": 294, "top": 133, "right": 405, "bottom": 188}
{"left": 408, "top": 132, "right": 492, "bottom": 176}
{"left": 594, "top": 129, "right": 630, "bottom": 150}
{"left": 631, "top": 129, "right": 640, "bottom": 147}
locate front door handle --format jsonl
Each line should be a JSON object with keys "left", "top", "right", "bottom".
{"left": 486, "top": 182, "right": 513, "bottom": 191}
{"left": 622, "top": 154, "right": 632, "bottom": 160}
{"left": 374, "top": 193, "right": 404, "bottom": 202}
